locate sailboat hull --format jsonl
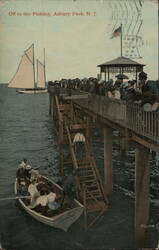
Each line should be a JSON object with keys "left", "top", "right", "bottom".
{"left": 17, "top": 89, "right": 47, "bottom": 94}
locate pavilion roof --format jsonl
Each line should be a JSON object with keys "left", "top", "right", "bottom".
{"left": 97, "top": 56, "right": 145, "bottom": 67}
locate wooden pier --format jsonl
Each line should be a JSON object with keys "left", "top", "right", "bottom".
{"left": 48, "top": 85, "right": 159, "bottom": 247}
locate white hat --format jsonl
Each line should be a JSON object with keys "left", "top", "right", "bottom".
{"left": 143, "top": 103, "right": 152, "bottom": 112}
{"left": 26, "top": 164, "right": 32, "bottom": 170}
{"left": 21, "top": 181, "right": 26, "bottom": 185}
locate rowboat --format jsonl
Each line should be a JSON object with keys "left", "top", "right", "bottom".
{"left": 14, "top": 175, "right": 84, "bottom": 232}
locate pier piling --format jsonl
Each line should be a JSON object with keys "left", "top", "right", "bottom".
{"left": 135, "top": 147, "right": 150, "bottom": 247}
{"left": 104, "top": 126, "right": 113, "bottom": 196}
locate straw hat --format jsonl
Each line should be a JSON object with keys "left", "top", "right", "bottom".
{"left": 26, "top": 164, "right": 32, "bottom": 170}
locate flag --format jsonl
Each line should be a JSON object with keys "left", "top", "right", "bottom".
{"left": 111, "top": 26, "right": 122, "bottom": 39}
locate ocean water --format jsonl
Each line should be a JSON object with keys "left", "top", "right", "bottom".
{"left": 0, "top": 84, "right": 158, "bottom": 249}
{"left": 0, "top": 85, "right": 62, "bottom": 250}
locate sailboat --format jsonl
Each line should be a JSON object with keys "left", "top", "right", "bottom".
{"left": 8, "top": 44, "right": 47, "bottom": 94}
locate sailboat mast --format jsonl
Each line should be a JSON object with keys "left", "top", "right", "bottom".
{"left": 36, "top": 59, "right": 38, "bottom": 88}
{"left": 33, "top": 43, "right": 36, "bottom": 89}
{"left": 44, "top": 48, "right": 46, "bottom": 88}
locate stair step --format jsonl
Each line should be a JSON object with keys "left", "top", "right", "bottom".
{"left": 80, "top": 179, "right": 96, "bottom": 184}
{"left": 86, "top": 192, "right": 102, "bottom": 197}
{"left": 86, "top": 191, "right": 102, "bottom": 196}
{"left": 63, "top": 160, "right": 74, "bottom": 165}
{"left": 85, "top": 185, "right": 99, "bottom": 190}
{"left": 86, "top": 186, "right": 101, "bottom": 192}
{"left": 78, "top": 162, "right": 91, "bottom": 167}
{"left": 79, "top": 179, "right": 97, "bottom": 184}
{"left": 86, "top": 195, "right": 103, "bottom": 200}
{"left": 86, "top": 190, "right": 101, "bottom": 195}
{"left": 79, "top": 179, "right": 96, "bottom": 184}
{"left": 78, "top": 164, "right": 92, "bottom": 167}
{"left": 78, "top": 166, "right": 93, "bottom": 171}
{"left": 79, "top": 174, "right": 95, "bottom": 179}
{"left": 78, "top": 169, "right": 94, "bottom": 175}
{"left": 86, "top": 200, "right": 107, "bottom": 212}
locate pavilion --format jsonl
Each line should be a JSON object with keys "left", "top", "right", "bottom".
{"left": 97, "top": 56, "right": 145, "bottom": 82}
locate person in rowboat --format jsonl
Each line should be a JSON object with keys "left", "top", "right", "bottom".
{"left": 29, "top": 168, "right": 40, "bottom": 182}
{"left": 31, "top": 187, "right": 49, "bottom": 214}
{"left": 16, "top": 158, "right": 28, "bottom": 185}
{"left": 16, "top": 159, "right": 34, "bottom": 185}
{"left": 47, "top": 192, "right": 60, "bottom": 210}
{"left": 28, "top": 180, "right": 40, "bottom": 208}
{"left": 17, "top": 181, "right": 29, "bottom": 197}
{"left": 18, "top": 158, "right": 27, "bottom": 169}
{"left": 24, "top": 164, "right": 32, "bottom": 185}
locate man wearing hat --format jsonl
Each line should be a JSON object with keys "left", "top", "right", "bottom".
{"left": 17, "top": 158, "right": 27, "bottom": 169}
{"left": 16, "top": 158, "right": 28, "bottom": 185}
{"left": 24, "top": 164, "right": 33, "bottom": 184}
{"left": 138, "top": 70, "right": 148, "bottom": 92}
{"left": 29, "top": 168, "right": 40, "bottom": 183}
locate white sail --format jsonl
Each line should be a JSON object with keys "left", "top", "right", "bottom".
{"left": 25, "top": 44, "right": 34, "bottom": 64}
{"left": 37, "top": 59, "right": 46, "bottom": 88}
{"left": 9, "top": 44, "right": 34, "bottom": 89}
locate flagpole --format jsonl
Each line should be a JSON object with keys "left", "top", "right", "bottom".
{"left": 33, "top": 43, "right": 36, "bottom": 90}
{"left": 44, "top": 48, "right": 46, "bottom": 88}
{"left": 120, "top": 23, "right": 122, "bottom": 57}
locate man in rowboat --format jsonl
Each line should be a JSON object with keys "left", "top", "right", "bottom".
{"left": 16, "top": 158, "right": 28, "bottom": 185}
{"left": 30, "top": 168, "right": 40, "bottom": 182}
{"left": 18, "top": 158, "right": 27, "bottom": 169}
{"left": 28, "top": 180, "right": 40, "bottom": 208}
{"left": 47, "top": 192, "right": 61, "bottom": 211}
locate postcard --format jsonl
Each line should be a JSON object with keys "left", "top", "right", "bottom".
{"left": 0, "top": 0, "right": 158, "bottom": 249}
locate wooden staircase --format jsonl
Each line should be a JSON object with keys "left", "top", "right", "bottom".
{"left": 65, "top": 125, "right": 109, "bottom": 230}
{"left": 54, "top": 95, "right": 109, "bottom": 230}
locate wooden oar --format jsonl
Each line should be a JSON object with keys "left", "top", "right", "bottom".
{"left": 0, "top": 241, "right": 5, "bottom": 250}
{"left": 0, "top": 196, "right": 30, "bottom": 201}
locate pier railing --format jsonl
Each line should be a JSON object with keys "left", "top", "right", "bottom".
{"left": 49, "top": 86, "right": 159, "bottom": 144}
{"left": 75, "top": 95, "right": 159, "bottom": 143}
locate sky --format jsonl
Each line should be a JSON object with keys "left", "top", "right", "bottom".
{"left": 0, "top": 0, "right": 158, "bottom": 83}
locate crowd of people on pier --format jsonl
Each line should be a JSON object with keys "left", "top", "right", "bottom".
{"left": 48, "top": 71, "right": 159, "bottom": 112}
